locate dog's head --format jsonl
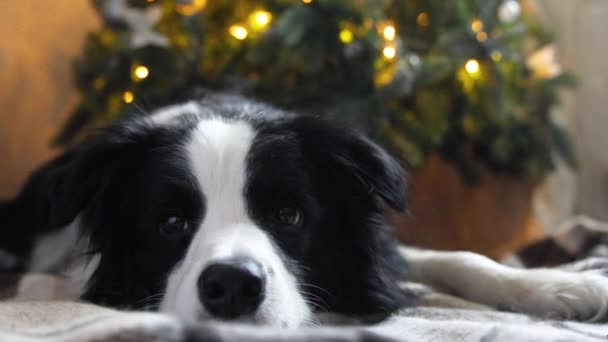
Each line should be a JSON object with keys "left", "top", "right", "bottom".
{"left": 43, "top": 95, "right": 409, "bottom": 327}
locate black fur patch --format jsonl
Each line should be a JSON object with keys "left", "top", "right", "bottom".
{"left": 246, "top": 116, "right": 410, "bottom": 320}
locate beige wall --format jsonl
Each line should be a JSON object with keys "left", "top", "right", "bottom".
{"left": 535, "top": 0, "right": 608, "bottom": 227}
{"left": 0, "top": 1, "right": 97, "bottom": 198}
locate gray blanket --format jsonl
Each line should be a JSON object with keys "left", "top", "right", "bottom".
{"left": 1, "top": 277, "right": 607, "bottom": 342}
{"left": 2, "top": 219, "right": 608, "bottom": 341}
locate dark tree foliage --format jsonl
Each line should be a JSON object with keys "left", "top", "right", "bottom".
{"left": 57, "top": 0, "right": 576, "bottom": 183}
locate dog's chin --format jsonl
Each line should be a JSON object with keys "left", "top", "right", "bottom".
{"left": 252, "top": 295, "right": 315, "bottom": 328}
{"left": 163, "top": 298, "right": 313, "bottom": 328}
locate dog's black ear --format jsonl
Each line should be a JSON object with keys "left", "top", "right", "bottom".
{"left": 48, "top": 137, "right": 125, "bottom": 229}
{"left": 0, "top": 126, "right": 143, "bottom": 269}
{"left": 290, "top": 117, "right": 411, "bottom": 319}
{"left": 333, "top": 133, "right": 407, "bottom": 212}
{"left": 48, "top": 123, "right": 163, "bottom": 229}
{"left": 294, "top": 117, "right": 407, "bottom": 212}
{"left": 8, "top": 123, "right": 155, "bottom": 234}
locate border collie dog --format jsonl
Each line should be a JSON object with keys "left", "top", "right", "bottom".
{"left": 1, "top": 93, "right": 608, "bottom": 326}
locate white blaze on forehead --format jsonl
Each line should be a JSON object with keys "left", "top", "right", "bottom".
{"left": 149, "top": 101, "right": 200, "bottom": 126}
{"left": 188, "top": 118, "right": 252, "bottom": 220}
{"left": 160, "top": 117, "right": 310, "bottom": 327}
{"left": 183, "top": 118, "right": 257, "bottom": 268}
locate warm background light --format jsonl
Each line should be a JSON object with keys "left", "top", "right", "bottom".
{"left": 471, "top": 19, "right": 483, "bottom": 33}
{"left": 417, "top": 12, "right": 429, "bottom": 27}
{"left": 133, "top": 65, "right": 149, "bottom": 80}
{"left": 491, "top": 51, "right": 503, "bottom": 62}
{"left": 229, "top": 25, "right": 248, "bottom": 40}
{"left": 175, "top": 0, "right": 207, "bottom": 16}
{"left": 122, "top": 91, "right": 135, "bottom": 104}
{"left": 383, "top": 46, "right": 396, "bottom": 59}
{"left": 0, "top": 1, "right": 100, "bottom": 197}
{"left": 251, "top": 10, "right": 272, "bottom": 29}
{"left": 339, "top": 28, "right": 354, "bottom": 44}
{"left": 465, "top": 59, "right": 480, "bottom": 74}
{"left": 383, "top": 25, "right": 396, "bottom": 41}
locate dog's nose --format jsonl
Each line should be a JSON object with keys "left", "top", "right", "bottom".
{"left": 198, "top": 256, "right": 266, "bottom": 319}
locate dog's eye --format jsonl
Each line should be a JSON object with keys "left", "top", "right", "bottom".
{"left": 276, "top": 208, "right": 303, "bottom": 226}
{"left": 159, "top": 215, "right": 191, "bottom": 238}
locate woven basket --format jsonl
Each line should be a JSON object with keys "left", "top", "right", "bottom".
{"left": 390, "top": 154, "right": 544, "bottom": 259}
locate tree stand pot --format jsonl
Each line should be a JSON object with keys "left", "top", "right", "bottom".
{"left": 389, "top": 154, "right": 544, "bottom": 259}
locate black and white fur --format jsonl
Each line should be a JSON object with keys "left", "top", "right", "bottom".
{"left": 1, "top": 93, "right": 607, "bottom": 326}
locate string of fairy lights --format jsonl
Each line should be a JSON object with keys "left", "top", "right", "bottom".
{"left": 60, "top": 0, "right": 572, "bottom": 180}
{"left": 121, "top": 0, "right": 494, "bottom": 104}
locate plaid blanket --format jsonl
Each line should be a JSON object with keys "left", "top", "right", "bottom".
{"left": 2, "top": 216, "right": 608, "bottom": 342}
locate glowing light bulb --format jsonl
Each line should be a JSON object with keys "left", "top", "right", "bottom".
{"left": 175, "top": 0, "right": 207, "bottom": 16}
{"left": 465, "top": 59, "right": 480, "bottom": 74}
{"left": 417, "top": 12, "right": 429, "bottom": 27}
{"left": 476, "top": 31, "right": 488, "bottom": 42}
{"left": 383, "top": 25, "right": 396, "bottom": 41}
{"left": 229, "top": 25, "right": 248, "bottom": 40}
{"left": 123, "top": 91, "right": 135, "bottom": 104}
{"left": 383, "top": 46, "right": 396, "bottom": 60}
{"left": 251, "top": 10, "right": 272, "bottom": 29}
{"left": 303, "top": 0, "right": 312, "bottom": 3}
{"left": 339, "top": 29, "right": 354, "bottom": 44}
{"left": 491, "top": 51, "right": 503, "bottom": 62}
{"left": 133, "top": 65, "right": 149, "bottom": 80}
{"left": 471, "top": 19, "right": 483, "bottom": 33}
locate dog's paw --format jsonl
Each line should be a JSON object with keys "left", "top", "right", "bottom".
{"left": 514, "top": 269, "right": 608, "bottom": 322}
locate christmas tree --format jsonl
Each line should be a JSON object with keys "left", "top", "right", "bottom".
{"left": 57, "top": 0, "right": 576, "bottom": 183}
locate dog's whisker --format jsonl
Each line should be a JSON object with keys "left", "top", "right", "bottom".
{"left": 304, "top": 299, "right": 330, "bottom": 313}
{"left": 305, "top": 300, "right": 330, "bottom": 313}
{"left": 301, "top": 292, "right": 331, "bottom": 312}
{"left": 300, "top": 290, "right": 326, "bottom": 303}
{"left": 299, "top": 283, "right": 332, "bottom": 296}
{"left": 304, "top": 300, "right": 326, "bottom": 311}
{"left": 134, "top": 292, "right": 167, "bottom": 310}
{"left": 301, "top": 315, "right": 322, "bottom": 328}
{"left": 132, "top": 101, "right": 149, "bottom": 116}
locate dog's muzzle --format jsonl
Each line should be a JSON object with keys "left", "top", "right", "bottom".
{"left": 198, "top": 256, "right": 266, "bottom": 319}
